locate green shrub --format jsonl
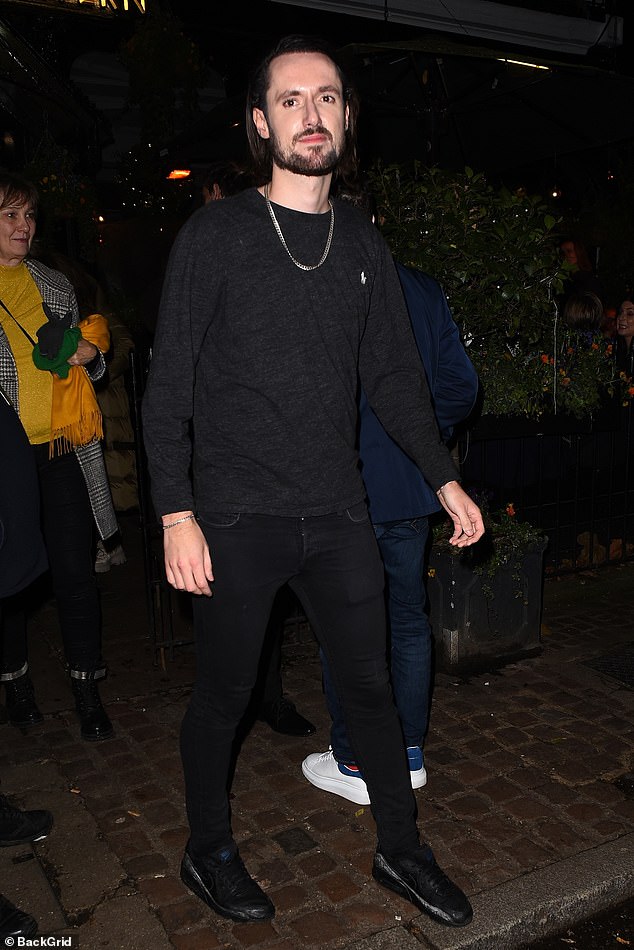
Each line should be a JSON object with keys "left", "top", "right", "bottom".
{"left": 369, "top": 162, "right": 623, "bottom": 419}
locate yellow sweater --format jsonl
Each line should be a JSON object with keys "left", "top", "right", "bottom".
{"left": 0, "top": 263, "right": 51, "bottom": 444}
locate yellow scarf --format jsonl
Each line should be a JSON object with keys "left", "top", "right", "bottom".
{"left": 50, "top": 313, "right": 111, "bottom": 456}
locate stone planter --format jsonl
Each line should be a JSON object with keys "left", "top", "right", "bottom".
{"left": 427, "top": 538, "right": 548, "bottom": 675}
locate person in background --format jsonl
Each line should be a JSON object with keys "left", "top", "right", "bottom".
{"left": 616, "top": 298, "right": 634, "bottom": 378}
{"left": 303, "top": 260, "right": 479, "bottom": 803}
{"left": 0, "top": 385, "right": 53, "bottom": 939}
{"left": 601, "top": 306, "right": 617, "bottom": 339}
{"left": 142, "top": 34, "right": 483, "bottom": 928}
{"left": 201, "top": 160, "right": 253, "bottom": 205}
{"left": 559, "top": 237, "right": 603, "bottom": 307}
{"left": 0, "top": 172, "right": 116, "bottom": 743}
{"left": 93, "top": 309, "right": 137, "bottom": 570}
{"left": 562, "top": 290, "right": 604, "bottom": 336}
{"left": 30, "top": 246, "right": 132, "bottom": 573}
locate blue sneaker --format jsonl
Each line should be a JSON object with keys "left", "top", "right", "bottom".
{"left": 407, "top": 746, "right": 427, "bottom": 788}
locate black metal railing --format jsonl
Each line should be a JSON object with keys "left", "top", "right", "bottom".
{"left": 459, "top": 404, "right": 633, "bottom": 574}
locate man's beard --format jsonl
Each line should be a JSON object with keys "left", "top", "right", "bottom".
{"left": 268, "top": 125, "right": 341, "bottom": 177}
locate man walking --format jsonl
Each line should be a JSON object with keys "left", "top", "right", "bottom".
{"left": 142, "top": 34, "right": 483, "bottom": 928}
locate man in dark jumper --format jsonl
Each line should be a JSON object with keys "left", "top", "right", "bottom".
{"left": 142, "top": 34, "right": 484, "bottom": 929}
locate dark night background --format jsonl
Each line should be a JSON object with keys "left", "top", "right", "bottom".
{"left": 0, "top": 0, "right": 631, "bottom": 204}
{"left": 0, "top": 0, "right": 632, "bottom": 323}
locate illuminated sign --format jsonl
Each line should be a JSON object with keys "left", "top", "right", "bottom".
{"left": 87, "top": 0, "right": 146, "bottom": 11}
{"left": 0, "top": 0, "right": 146, "bottom": 13}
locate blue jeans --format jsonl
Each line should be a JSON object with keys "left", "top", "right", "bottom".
{"left": 180, "top": 505, "right": 419, "bottom": 860}
{"left": 323, "top": 517, "right": 431, "bottom": 763}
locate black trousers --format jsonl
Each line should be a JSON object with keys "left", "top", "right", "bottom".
{"left": 180, "top": 504, "right": 420, "bottom": 860}
{"left": 0, "top": 445, "right": 101, "bottom": 675}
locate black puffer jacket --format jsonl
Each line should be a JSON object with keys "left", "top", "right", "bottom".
{"left": 0, "top": 389, "right": 47, "bottom": 598}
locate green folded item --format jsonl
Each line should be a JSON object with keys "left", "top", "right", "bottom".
{"left": 32, "top": 327, "right": 82, "bottom": 378}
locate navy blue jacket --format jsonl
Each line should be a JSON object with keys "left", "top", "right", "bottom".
{"left": 359, "top": 265, "right": 479, "bottom": 523}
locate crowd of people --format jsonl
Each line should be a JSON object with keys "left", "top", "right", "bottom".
{"left": 559, "top": 235, "right": 634, "bottom": 364}
{"left": 1, "top": 30, "right": 633, "bottom": 942}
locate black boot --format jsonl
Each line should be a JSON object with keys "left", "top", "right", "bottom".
{"left": 2, "top": 667, "right": 43, "bottom": 728}
{"left": 0, "top": 893, "right": 37, "bottom": 938}
{"left": 0, "top": 794, "right": 53, "bottom": 847}
{"left": 70, "top": 669, "right": 114, "bottom": 742}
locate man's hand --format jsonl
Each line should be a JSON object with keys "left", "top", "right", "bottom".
{"left": 436, "top": 481, "right": 485, "bottom": 547}
{"left": 162, "top": 512, "right": 214, "bottom": 596}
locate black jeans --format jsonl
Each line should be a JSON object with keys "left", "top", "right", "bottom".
{"left": 180, "top": 504, "right": 420, "bottom": 860}
{"left": 0, "top": 445, "right": 101, "bottom": 675}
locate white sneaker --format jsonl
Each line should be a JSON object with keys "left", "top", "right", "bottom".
{"left": 302, "top": 749, "right": 370, "bottom": 805}
{"left": 407, "top": 746, "right": 428, "bottom": 789}
{"left": 303, "top": 747, "right": 428, "bottom": 803}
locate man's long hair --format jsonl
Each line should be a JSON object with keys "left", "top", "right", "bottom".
{"left": 245, "top": 34, "right": 359, "bottom": 186}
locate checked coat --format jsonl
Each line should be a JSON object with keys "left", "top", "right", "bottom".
{"left": 0, "top": 258, "right": 117, "bottom": 540}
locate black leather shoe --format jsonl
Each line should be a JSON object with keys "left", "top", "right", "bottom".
{"left": 0, "top": 893, "right": 38, "bottom": 937}
{"left": 259, "top": 697, "right": 316, "bottom": 737}
{"left": 71, "top": 677, "right": 114, "bottom": 742}
{"left": 373, "top": 848, "right": 473, "bottom": 927}
{"left": 0, "top": 795, "right": 53, "bottom": 848}
{"left": 4, "top": 673, "right": 43, "bottom": 728}
{"left": 181, "top": 848, "right": 275, "bottom": 922}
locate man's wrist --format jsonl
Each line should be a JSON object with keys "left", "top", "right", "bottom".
{"left": 161, "top": 510, "right": 195, "bottom": 529}
{"left": 437, "top": 479, "right": 459, "bottom": 498}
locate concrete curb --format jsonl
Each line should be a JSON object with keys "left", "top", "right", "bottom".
{"left": 344, "top": 833, "right": 634, "bottom": 949}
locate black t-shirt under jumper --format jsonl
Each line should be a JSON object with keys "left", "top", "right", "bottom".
{"left": 142, "top": 188, "right": 458, "bottom": 519}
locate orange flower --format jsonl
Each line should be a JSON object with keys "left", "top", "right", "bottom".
{"left": 540, "top": 354, "right": 549, "bottom": 364}
{"left": 506, "top": 503, "right": 516, "bottom": 517}
{"left": 591, "top": 342, "right": 599, "bottom": 350}
{"left": 628, "top": 386, "right": 634, "bottom": 397}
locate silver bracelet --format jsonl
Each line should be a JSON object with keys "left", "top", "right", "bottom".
{"left": 162, "top": 514, "right": 196, "bottom": 530}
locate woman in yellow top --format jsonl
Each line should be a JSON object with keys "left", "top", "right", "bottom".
{"left": 0, "top": 172, "right": 116, "bottom": 742}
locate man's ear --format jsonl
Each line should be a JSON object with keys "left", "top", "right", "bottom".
{"left": 253, "top": 108, "right": 270, "bottom": 140}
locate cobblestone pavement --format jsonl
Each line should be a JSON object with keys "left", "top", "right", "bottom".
{"left": 1, "top": 515, "right": 633, "bottom": 949}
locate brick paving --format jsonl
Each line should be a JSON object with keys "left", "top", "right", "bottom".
{"left": 1, "top": 515, "right": 633, "bottom": 948}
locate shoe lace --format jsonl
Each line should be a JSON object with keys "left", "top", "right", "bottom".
{"left": 318, "top": 749, "right": 336, "bottom": 763}
{"left": 419, "top": 859, "right": 458, "bottom": 898}
{"left": 218, "top": 854, "right": 260, "bottom": 899}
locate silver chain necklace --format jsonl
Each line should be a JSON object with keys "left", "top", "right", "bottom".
{"left": 264, "top": 184, "right": 335, "bottom": 272}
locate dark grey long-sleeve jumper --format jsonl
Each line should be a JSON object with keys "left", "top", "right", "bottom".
{"left": 142, "top": 188, "right": 458, "bottom": 519}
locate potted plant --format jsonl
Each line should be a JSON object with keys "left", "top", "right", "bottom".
{"left": 427, "top": 502, "right": 548, "bottom": 674}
